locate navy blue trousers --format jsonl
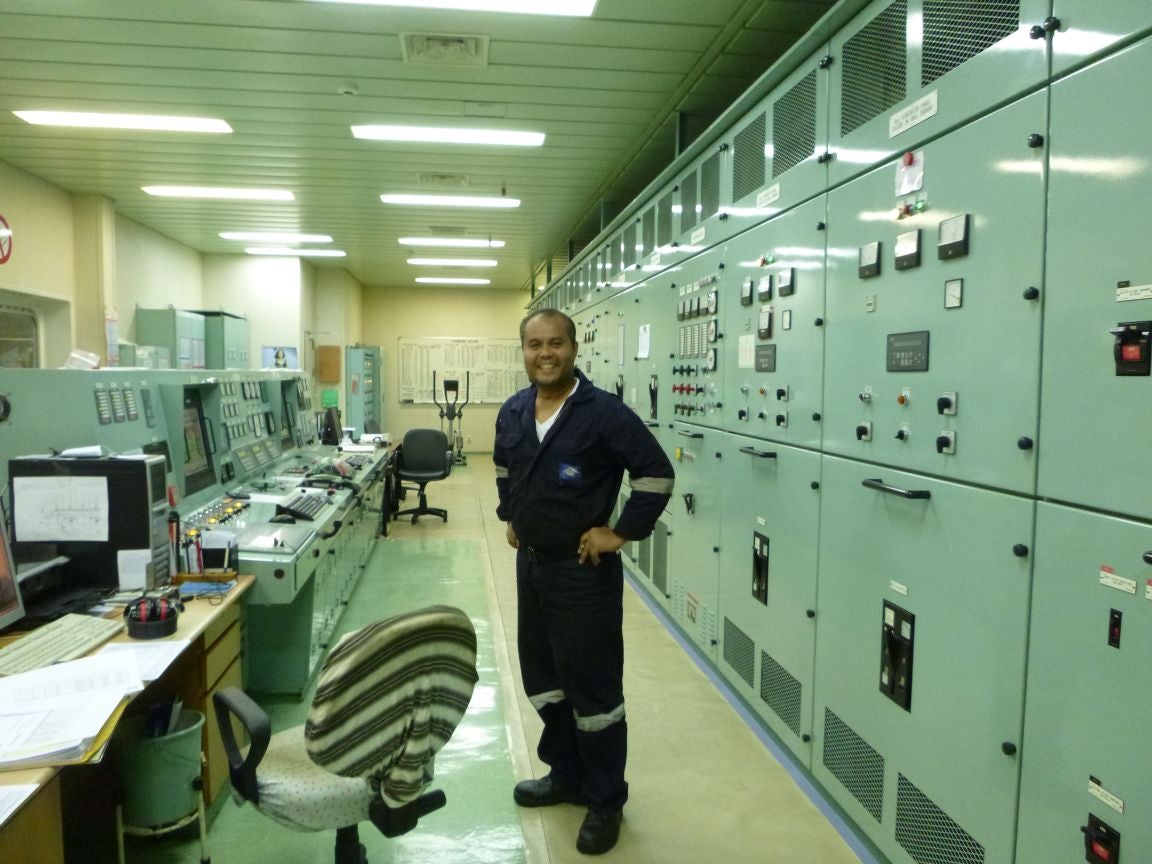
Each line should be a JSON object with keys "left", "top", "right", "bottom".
{"left": 516, "top": 548, "right": 628, "bottom": 810}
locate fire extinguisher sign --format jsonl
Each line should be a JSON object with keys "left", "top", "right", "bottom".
{"left": 0, "top": 215, "right": 11, "bottom": 265}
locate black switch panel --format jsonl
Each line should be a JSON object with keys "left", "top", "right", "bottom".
{"left": 752, "top": 532, "right": 769, "bottom": 605}
{"left": 1081, "top": 813, "right": 1120, "bottom": 864}
{"left": 1110, "top": 321, "right": 1152, "bottom": 376}
{"left": 1108, "top": 608, "right": 1122, "bottom": 648}
{"left": 880, "top": 601, "right": 915, "bottom": 711}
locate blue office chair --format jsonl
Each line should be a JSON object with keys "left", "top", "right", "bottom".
{"left": 212, "top": 606, "right": 478, "bottom": 864}
{"left": 392, "top": 428, "right": 452, "bottom": 523}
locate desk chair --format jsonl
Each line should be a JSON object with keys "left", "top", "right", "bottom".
{"left": 392, "top": 428, "right": 452, "bottom": 523}
{"left": 213, "top": 606, "right": 478, "bottom": 864}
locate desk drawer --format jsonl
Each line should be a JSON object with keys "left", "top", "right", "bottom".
{"left": 203, "top": 621, "right": 242, "bottom": 691}
{"left": 202, "top": 601, "right": 240, "bottom": 648}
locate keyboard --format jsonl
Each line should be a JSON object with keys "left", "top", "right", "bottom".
{"left": 276, "top": 493, "right": 327, "bottom": 521}
{"left": 0, "top": 613, "right": 125, "bottom": 676}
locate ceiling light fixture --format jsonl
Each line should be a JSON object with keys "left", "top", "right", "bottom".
{"left": 407, "top": 257, "right": 497, "bottom": 267}
{"left": 221, "top": 232, "right": 333, "bottom": 243}
{"left": 310, "top": 0, "right": 596, "bottom": 16}
{"left": 415, "top": 277, "right": 492, "bottom": 285}
{"left": 352, "top": 125, "right": 544, "bottom": 146}
{"left": 143, "top": 186, "right": 294, "bottom": 201}
{"left": 381, "top": 194, "right": 519, "bottom": 208}
{"left": 14, "top": 110, "right": 232, "bottom": 133}
{"left": 245, "top": 247, "right": 347, "bottom": 257}
{"left": 399, "top": 237, "right": 505, "bottom": 248}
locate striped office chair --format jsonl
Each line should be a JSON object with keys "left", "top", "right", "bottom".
{"left": 213, "top": 606, "right": 478, "bottom": 864}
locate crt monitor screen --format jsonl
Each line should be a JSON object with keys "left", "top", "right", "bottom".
{"left": 182, "top": 389, "right": 216, "bottom": 496}
{"left": 0, "top": 526, "right": 26, "bottom": 630}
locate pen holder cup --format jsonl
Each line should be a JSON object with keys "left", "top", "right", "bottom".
{"left": 114, "top": 709, "right": 205, "bottom": 828}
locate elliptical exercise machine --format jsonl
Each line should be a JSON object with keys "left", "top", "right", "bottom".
{"left": 433, "top": 371, "right": 470, "bottom": 466}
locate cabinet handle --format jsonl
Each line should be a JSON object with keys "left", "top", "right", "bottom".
{"left": 738, "top": 446, "right": 777, "bottom": 459}
{"left": 862, "top": 478, "right": 931, "bottom": 500}
{"left": 677, "top": 430, "right": 704, "bottom": 439}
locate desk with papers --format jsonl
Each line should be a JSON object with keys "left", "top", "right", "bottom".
{"left": 0, "top": 575, "right": 253, "bottom": 864}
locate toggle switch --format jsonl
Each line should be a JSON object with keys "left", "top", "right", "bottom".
{"left": 895, "top": 426, "right": 909, "bottom": 442}
{"left": 775, "top": 413, "right": 788, "bottom": 428}
{"left": 935, "top": 431, "right": 956, "bottom": 455}
{"left": 937, "top": 391, "right": 957, "bottom": 415}
{"left": 856, "top": 422, "right": 872, "bottom": 441}
{"left": 776, "top": 386, "right": 790, "bottom": 401}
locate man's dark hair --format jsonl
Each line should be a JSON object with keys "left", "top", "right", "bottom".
{"left": 519, "top": 309, "right": 577, "bottom": 345}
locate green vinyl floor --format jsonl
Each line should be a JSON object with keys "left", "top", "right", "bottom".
{"left": 128, "top": 458, "right": 865, "bottom": 864}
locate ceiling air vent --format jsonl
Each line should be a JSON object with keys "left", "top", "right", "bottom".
{"left": 401, "top": 33, "right": 490, "bottom": 66}
{"left": 419, "top": 173, "right": 470, "bottom": 189}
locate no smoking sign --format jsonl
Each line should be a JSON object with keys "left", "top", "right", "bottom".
{"left": 0, "top": 215, "right": 11, "bottom": 265}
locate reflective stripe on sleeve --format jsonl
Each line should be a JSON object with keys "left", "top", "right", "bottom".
{"left": 630, "top": 476, "right": 674, "bottom": 494}
{"left": 495, "top": 465, "right": 509, "bottom": 479}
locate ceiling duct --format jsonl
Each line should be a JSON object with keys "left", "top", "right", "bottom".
{"left": 401, "top": 33, "right": 490, "bottom": 66}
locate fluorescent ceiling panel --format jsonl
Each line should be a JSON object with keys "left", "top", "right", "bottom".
{"left": 381, "top": 194, "right": 519, "bottom": 208}
{"left": 221, "top": 232, "right": 333, "bottom": 243}
{"left": 415, "top": 277, "right": 491, "bottom": 285}
{"left": 143, "top": 186, "right": 294, "bottom": 201}
{"left": 407, "top": 257, "right": 498, "bottom": 267}
{"left": 352, "top": 125, "right": 544, "bottom": 146}
{"left": 310, "top": 0, "right": 595, "bottom": 15}
{"left": 399, "top": 237, "right": 506, "bottom": 248}
{"left": 246, "top": 247, "right": 346, "bottom": 257}
{"left": 14, "top": 111, "right": 231, "bottom": 133}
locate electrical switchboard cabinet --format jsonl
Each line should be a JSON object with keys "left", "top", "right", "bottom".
{"left": 720, "top": 197, "right": 828, "bottom": 448}
{"left": 716, "top": 434, "right": 821, "bottom": 766}
{"left": 198, "top": 310, "right": 249, "bottom": 369}
{"left": 344, "top": 345, "right": 381, "bottom": 437}
{"left": 827, "top": 0, "right": 1049, "bottom": 188}
{"left": 1015, "top": 502, "right": 1152, "bottom": 864}
{"left": 1039, "top": 35, "right": 1152, "bottom": 522}
{"left": 659, "top": 420, "right": 722, "bottom": 659}
{"left": 812, "top": 456, "right": 1034, "bottom": 864}
{"left": 721, "top": 49, "right": 832, "bottom": 243}
{"left": 135, "top": 307, "right": 206, "bottom": 369}
{"left": 822, "top": 91, "right": 1047, "bottom": 495}
{"left": 1051, "top": 0, "right": 1152, "bottom": 76}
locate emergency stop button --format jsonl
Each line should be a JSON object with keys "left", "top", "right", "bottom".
{"left": 1110, "top": 321, "right": 1152, "bottom": 375}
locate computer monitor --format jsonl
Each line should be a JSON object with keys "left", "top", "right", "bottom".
{"left": 0, "top": 525, "right": 26, "bottom": 630}
{"left": 182, "top": 388, "right": 216, "bottom": 496}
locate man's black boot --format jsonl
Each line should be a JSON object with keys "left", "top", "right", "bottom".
{"left": 513, "top": 775, "right": 587, "bottom": 807}
{"left": 577, "top": 807, "right": 622, "bottom": 855}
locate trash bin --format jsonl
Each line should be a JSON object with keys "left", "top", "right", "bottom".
{"left": 115, "top": 709, "right": 205, "bottom": 828}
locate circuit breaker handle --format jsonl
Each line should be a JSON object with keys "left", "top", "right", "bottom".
{"left": 1143, "top": 551, "right": 1152, "bottom": 565}
{"left": 862, "top": 478, "right": 931, "bottom": 500}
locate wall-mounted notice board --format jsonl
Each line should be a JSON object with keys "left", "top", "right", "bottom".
{"left": 397, "top": 337, "right": 527, "bottom": 404}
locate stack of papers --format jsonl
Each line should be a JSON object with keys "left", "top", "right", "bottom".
{"left": 0, "top": 653, "right": 144, "bottom": 769}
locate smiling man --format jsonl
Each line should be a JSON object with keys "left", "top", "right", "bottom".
{"left": 494, "top": 309, "right": 674, "bottom": 855}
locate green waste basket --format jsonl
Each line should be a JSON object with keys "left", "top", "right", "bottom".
{"left": 115, "top": 709, "right": 205, "bottom": 828}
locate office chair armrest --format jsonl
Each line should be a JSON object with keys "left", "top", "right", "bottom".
{"left": 367, "top": 790, "right": 447, "bottom": 838}
{"left": 212, "top": 686, "right": 272, "bottom": 804}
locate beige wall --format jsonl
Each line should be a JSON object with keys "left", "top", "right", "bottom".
{"left": 362, "top": 286, "right": 529, "bottom": 452}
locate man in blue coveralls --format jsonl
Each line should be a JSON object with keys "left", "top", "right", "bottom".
{"left": 494, "top": 309, "right": 674, "bottom": 855}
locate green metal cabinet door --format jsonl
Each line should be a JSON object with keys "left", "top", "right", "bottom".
{"left": 1052, "top": 0, "right": 1152, "bottom": 76}
{"left": 721, "top": 196, "right": 828, "bottom": 448}
{"left": 1016, "top": 503, "right": 1152, "bottom": 863}
{"left": 824, "top": 91, "right": 1047, "bottom": 495}
{"left": 812, "top": 455, "right": 1034, "bottom": 864}
{"left": 716, "top": 433, "right": 822, "bottom": 766}
{"left": 660, "top": 420, "right": 723, "bottom": 660}
{"left": 1040, "top": 35, "right": 1152, "bottom": 522}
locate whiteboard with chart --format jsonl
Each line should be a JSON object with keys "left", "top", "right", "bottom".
{"left": 397, "top": 337, "right": 527, "bottom": 404}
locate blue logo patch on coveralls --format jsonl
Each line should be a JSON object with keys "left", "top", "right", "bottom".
{"left": 558, "top": 462, "right": 583, "bottom": 485}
